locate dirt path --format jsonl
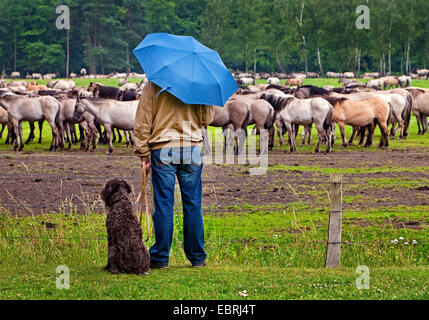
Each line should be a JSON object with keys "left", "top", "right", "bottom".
{"left": 1, "top": 149, "right": 428, "bottom": 216}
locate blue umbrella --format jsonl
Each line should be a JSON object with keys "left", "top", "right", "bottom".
{"left": 133, "top": 33, "right": 238, "bottom": 107}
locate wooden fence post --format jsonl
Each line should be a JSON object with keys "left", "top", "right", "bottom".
{"left": 325, "top": 173, "right": 343, "bottom": 268}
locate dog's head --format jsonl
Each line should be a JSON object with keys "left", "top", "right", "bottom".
{"left": 101, "top": 179, "right": 132, "bottom": 207}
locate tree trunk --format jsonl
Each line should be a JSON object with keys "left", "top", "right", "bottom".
{"left": 388, "top": 41, "right": 391, "bottom": 75}
{"left": 66, "top": 29, "right": 70, "bottom": 78}
{"left": 406, "top": 41, "right": 411, "bottom": 75}
{"left": 245, "top": 35, "right": 248, "bottom": 73}
{"left": 253, "top": 48, "right": 257, "bottom": 73}
{"left": 317, "top": 46, "right": 323, "bottom": 76}
{"left": 275, "top": 47, "right": 286, "bottom": 73}
{"left": 296, "top": 1, "right": 308, "bottom": 73}
{"left": 87, "top": 33, "right": 96, "bottom": 75}
{"left": 14, "top": 27, "right": 17, "bottom": 72}
{"left": 125, "top": 44, "right": 131, "bottom": 74}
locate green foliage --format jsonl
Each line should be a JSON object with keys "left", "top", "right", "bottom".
{"left": 1, "top": 0, "right": 428, "bottom": 75}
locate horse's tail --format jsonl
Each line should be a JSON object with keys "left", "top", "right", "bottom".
{"left": 323, "top": 107, "right": 333, "bottom": 131}
{"left": 241, "top": 109, "right": 251, "bottom": 137}
{"left": 387, "top": 101, "right": 394, "bottom": 126}
{"left": 55, "top": 100, "right": 62, "bottom": 130}
{"left": 402, "top": 93, "right": 413, "bottom": 136}
{"left": 264, "top": 108, "right": 275, "bottom": 131}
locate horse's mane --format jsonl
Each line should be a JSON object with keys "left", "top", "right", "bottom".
{"left": 332, "top": 87, "right": 345, "bottom": 93}
{"left": 266, "top": 84, "right": 295, "bottom": 95}
{"left": 323, "top": 95, "right": 349, "bottom": 106}
{"left": 298, "top": 85, "right": 331, "bottom": 97}
{"left": 261, "top": 93, "right": 294, "bottom": 111}
{"left": 119, "top": 90, "right": 139, "bottom": 101}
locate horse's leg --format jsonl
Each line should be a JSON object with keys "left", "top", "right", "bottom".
{"left": 307, "top": 125, "right": 312, "bottom": 146}
{"left": 11, "top": 119, "right": 20, "bottom": 151}
{"left": 37, "top": 120, "right": 44, "bottom": 144}
{"left": 104, "top": 124, "right": 114, "bottom": 154}
{"left": 236, "top": 128, "right": 247, "bottom": 156}
{"left": 19, "top": 121, "right": 25, "bottom": 151}
{"left": 129, "top": 131, "right": 134, "bottom": 146}
{"left": 46, "top": 117, "right": 60, "bottom": 152}
{"left": 268, "top": 127, "right": 275, "bottom": 151}
{"left": 25, "top": 122, "right": 35, "bottom": 144}
{"left": 88, "top": 122, "right": 98, "bottom": 152}
{"left": 202, "top": 127, "right": 211, "bottom": 155}
{"left": 117, "top": 129, "right": 123, "bottom": 144}
{"left": 314, "top": 123, "right": 324, "bottom": 154}
{"left": 301, "top": 125, "right": 306, "bottom": 146}
{"left": 365, "top": 123, "right": 376, "bottom": 147}
{"left": 415, "top": 113, "right": 422, "bottom": 135}
{"left": 5, "top": 122, "right": 13, "bottom": 144}
{"left": 124, "top": 130, "right": 130, "bottom": 148}
{"left": 79, "top": 123, "right": 87, "bottom": 150}
{"left": 275, "top": 119, "right": 283, "bottom": 147}
{"left": 420, "top": 116, "right": 427, "bottom": 135}
{"left": 65, "top": 123, "right": 73, "bottom": 151}
{"left": 357, "top": 127, "right": 367, "bottom": 146}
{"left": 348, "top": 127, "right": 358, "bottom": 145}
{"left": 70, "top": 124, "right": 77, "bottom": 144}
{"left": 0, "top": 124, "right": 4, "bottom": 139}
{"left": 283, "top": 121, "right": 295, "bottom": 153}
{"left": 57, "top": 120, "right": 65, "bottom": 150}
{"left": 378, "top": 121, "right": 390, "bottom": 148}
{"left": 338, "top": 123, "right": 347, "bottom": 149}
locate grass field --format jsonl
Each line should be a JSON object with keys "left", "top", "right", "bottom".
{"left": 0, "top": 78, "right": 428, "bottom": 300}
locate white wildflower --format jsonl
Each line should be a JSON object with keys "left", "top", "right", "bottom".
{"left": 239, "top": 290, "right": 249, "bottom": 298}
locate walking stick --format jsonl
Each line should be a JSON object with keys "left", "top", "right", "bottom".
{"left": 138, "top": 165, "right": 151, "bottom": 242}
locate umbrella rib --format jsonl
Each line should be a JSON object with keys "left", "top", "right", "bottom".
{"left": 197, "top": 55, "right": 225, "bottom": 105}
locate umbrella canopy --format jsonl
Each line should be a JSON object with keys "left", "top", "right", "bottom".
{"left": 133, "top": 33, "right": 238, "bottom": 107}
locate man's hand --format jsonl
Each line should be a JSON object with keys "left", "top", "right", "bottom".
{"left": 141, "top": 159, "right": 151, "bottom": 176}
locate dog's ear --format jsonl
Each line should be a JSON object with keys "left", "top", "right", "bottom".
{"left": 121, "top": 180, "right": 131, "bottom": 194}
{"left": 101, "top": 179, "right": 120, "bottom": 207}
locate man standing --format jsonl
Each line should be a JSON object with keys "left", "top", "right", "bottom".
{"left": 134, "top": 81, "right": 214, "bottom": 269}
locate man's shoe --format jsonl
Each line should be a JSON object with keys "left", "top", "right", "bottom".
{"left": 192, "top": 262, "right": 207, "bottom": 268}
{"left": 150, "top": 263, "right": 169, "bottom": 270}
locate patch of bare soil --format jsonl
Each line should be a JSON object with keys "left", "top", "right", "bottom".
{"left": 0, "top": 149, "right": 428, "bottom": 216}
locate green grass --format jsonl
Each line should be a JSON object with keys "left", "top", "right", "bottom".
{"left": 0, "top": 206, "right": 428, "bottom": 299}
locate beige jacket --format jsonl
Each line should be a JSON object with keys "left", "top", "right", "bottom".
{"left": 134, "top": 81, "right": 215, "bottom": 161}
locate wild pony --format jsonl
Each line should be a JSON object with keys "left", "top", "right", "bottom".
{"left": 323, "top": 96, "right": 390, "bottom": 149}
{"left": 0, "top": 91, "right": 62, "bottom": 152}
{"left": 88, "top": 83, "right": 121, "bottom": 100}
{"left": 406, "top": 88, "right": 428, "bottom": 135}
{"left": 72, "top": 97, "right": 138, "bottom": 154}
{"left": 203, "top": 99, "right": 250, "bottom": 155}
{"left": 261, "top": 93, "right": 333, "bottom": 153}
{"left": 285, "top": 78, "right": 303, "bottom": 87}
{"left": 249, "top": 99, "right": 276, "bottom": 154}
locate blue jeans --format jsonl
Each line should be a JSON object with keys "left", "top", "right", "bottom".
{"left": 149, "top": 146, "right": 206, "bottom": 266}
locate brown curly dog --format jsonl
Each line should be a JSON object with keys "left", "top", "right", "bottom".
{"left": 101, "top": 179, "right": 150, "bottom": 275}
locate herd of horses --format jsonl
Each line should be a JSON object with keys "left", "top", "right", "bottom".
{"left": 0, "top": 78, "right": 428, "bottom": 155}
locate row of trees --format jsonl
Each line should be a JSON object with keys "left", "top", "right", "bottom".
{"left": 1, "top": 0, "right": 428, "bottom": 77}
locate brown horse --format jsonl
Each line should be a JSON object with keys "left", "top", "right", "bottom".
{"left": 203, "top": 99, "right": 250, "bottom": 155}
{"left": 286, "top": 78, "right": 302, "bottom": 87}
{"left": 324, "top": 96, "right": 390, "bottom": 149}
{"left": 406, "top": 88, "right": 428, "bottom": 134}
